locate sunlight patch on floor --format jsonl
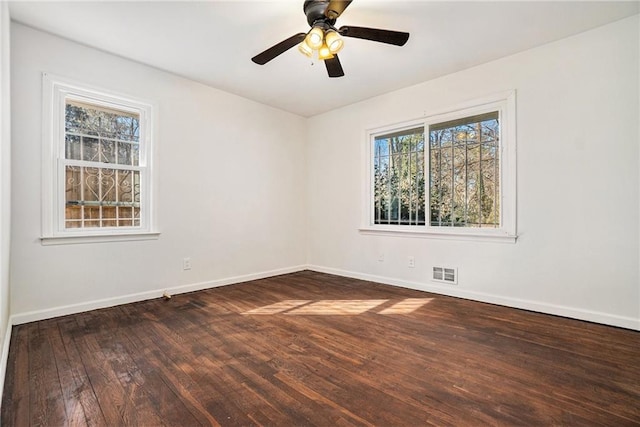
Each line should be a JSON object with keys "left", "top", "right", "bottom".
{"left": 242, "top": 298, "right": 433, "bottom": 316}
{"left": 285, "top": 299, "right": 388, "bottom": 315}
{"left": 243, "top": 300, "right": 311, "bottom": 315}
{"left": 379, "top": 298, "right": 433, "bottom": 315}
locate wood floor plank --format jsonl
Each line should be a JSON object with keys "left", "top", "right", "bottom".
{"left": 46, "top": 320, "right": 89, "bottom": 426}
{"left": 70, "top": 324, "right": 136, "bottom": 425}
{"left": 122, "top": 306, "right": 251, "bottom": 425}
{"left": 28, "top": 322, "right": 68, "bottom": 426}
{"left": 92, "top": 315, "right": 200, "bottom": 427}
{"left": 55, "top": 317, "right": 107, "bottom": 426}
{"left": 1, "top": 325, "right": 30, "bottom": 426}
{"left": 119, "top": 324, "right": 223, "bottom": 427}
{"left": 2, "top": 271, "right": 639, "bottom": 426}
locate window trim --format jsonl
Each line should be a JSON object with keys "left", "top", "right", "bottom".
{"left": 41, "top": 73, "right": 158, "bottom": 244}
{"left": 360, "top": 90, "right": 517, "bottom": 243}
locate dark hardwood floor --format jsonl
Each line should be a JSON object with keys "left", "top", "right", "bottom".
{"left": 2, "top": 270, "right": 639, "bottom": 426}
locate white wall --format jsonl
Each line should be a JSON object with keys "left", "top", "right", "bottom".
{"left": 0, "top": 1, "right": 12, "bottom": 391}
{"left": 10, "top": 23, "right": 307, "bottom": 320}
{"left": 307, "top": 16, "right": 640, "bottom": 329}
{"left": 7, "top": 16, "right": 640, "bottom": 330}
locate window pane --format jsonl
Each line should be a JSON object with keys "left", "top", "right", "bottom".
{"left": 82, "top": 137, "right": 99, "bottom": 162}
{"left": 65, "top": 101, "right": 140, "bottom": 165}
{"left": 429, "top": 112, "right": 499, "bottom": 228}
{"left": 65, "top": 135, "right": 81, "bottom": 160}
{"left": 101, "top": 140, "right": 116, "bottom": 163}
{"left": 117, "top": 141, "right": 132, "bottom": 166}
{"left": 64, "top": 166, "right": 141, "bottom": 229}
{"left": 373, "top": 127, "right": 425, "bottom": 225}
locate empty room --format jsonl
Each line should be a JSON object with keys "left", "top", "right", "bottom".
{"left": 0, "top": 0, "right": 639, "bottom": 425}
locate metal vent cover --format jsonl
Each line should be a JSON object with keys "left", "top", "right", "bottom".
{"left": 432, "top": 266, "right": 458, "bottom": 284}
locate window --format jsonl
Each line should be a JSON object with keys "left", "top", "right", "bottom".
{"left": 429, "top": 112, "right": 500, "bottom": 228}
{"left": 42, "top": 74, "right": 157, "bottom": 244}
{"left": 373, "top": 127, "right": 426, "bottom": 226}
{"left": 363, "top": 91, "right": 516, "bottom": 242}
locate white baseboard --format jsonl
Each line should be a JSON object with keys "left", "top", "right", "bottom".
{"left": 0, "top": 318, "right": 13, "bottom": 406}
{"left": 11, "top": 265, "right": 308, "bottom": 325}
{"left": 306, "top": 264, "right": 640, "bottom": 331}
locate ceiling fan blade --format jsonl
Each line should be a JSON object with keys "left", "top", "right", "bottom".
{"left": 338, "top": 26, "right": 410, "bottom": 46}
{"left": 324, "top": 55, "right": 345, "bottom": 78}
{"left": 251, "top": 33, "right": 306, "bottom": 65}
{"left": 325, "top": 0, "right": 353, "bottom": 20}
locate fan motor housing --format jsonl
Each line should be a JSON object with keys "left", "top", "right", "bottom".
{"left": 303, "top": 0, "right": 335, "bottom": 26}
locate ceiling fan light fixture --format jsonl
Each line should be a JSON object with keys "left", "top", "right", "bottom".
{"left": 305, "top": 26, "right": 324, "bottom": 50}
{"left": 318, "top": 42, "right": 334, "bottom": 61}
{"left": 325, "top": 30, "right": 344, "bottom": 54}
{"left": 251, "top": 0, "right": 409, "bottom": 78}
{"left": 298, "top": 41, "right": 313, "bottom": 57}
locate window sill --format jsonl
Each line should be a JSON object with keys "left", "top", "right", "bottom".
{"left": 358, "top": 226, "right": 517, "bottom": 243}
{"left": 41, "top": 231, "right": 161, "bottom": 246}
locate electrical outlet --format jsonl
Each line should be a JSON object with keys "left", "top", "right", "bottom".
{"left": 408, "top": 256, "right": 415, "bottom": 268}
{"left": 183, "top": 257, "right": 192, "bottom": 270}
{"left": 378, "top": 253, "right": 385, "bottom": 262}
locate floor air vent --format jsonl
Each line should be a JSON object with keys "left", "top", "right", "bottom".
{"left": 432, "top": 267, "right": 458, "bottom": 284}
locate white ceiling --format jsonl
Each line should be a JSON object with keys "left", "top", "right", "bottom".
{"left": 8, "top": 1, "right": 639, "bottom": 117}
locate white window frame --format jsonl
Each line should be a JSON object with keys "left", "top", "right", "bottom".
{"left": 360, "top": 90, "right": 517, "bottom": 243}
{"left": 41, "top": 73, "right": 159, "bottom": 245}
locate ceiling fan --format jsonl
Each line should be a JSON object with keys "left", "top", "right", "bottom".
{"left": 251, "top": 0, "right": 410, "bottom": 78}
